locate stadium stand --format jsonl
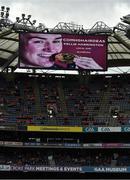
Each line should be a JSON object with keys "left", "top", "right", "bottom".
{"left": 0, "top": 74, "right": 130, "bottom": 127}
{"left": 1, "top": 5, "right": 130, "bottom": 179}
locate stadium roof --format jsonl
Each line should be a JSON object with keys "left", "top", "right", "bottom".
{"left": 1, "top": 14, "right": 130, "bottom": 74}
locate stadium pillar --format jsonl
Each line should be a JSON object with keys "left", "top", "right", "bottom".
{"left": 57, "top": 80, "right": 68, "bottom": 117}
{"left": 33, "top": 78, "right": 41, "bottom": 114}
{"left": 79, "top": 71, "right": 90, "bottom": 85}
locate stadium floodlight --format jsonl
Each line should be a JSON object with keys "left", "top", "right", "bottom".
{"left": 27, "top": 15, "right": 31, "bottom": 19}
{"left": 16, "top": 17, "right": 20, "bottom": 22}
{"left": 1, "top": 6, "right": 5, "bottom": 11}
{"left": 113, "top": 14, "right": 130, "bottom": 39}
{"left": 6, "top": 7, "right": 10, "bottom": 12}
{"left": 0, "top": 6, "right": 10, "bottom": 19}
{"left": 32, "top": 20, "right": 36, "bottom": 25}
{"left": 0, "top": 11, "right": 4, "bottom": 18}
{"left": 121, "top": 14, "right": 130, "bottom": 25}
{"left": 0, "top": 5, "right": 44, "bottom": 32}
{"left": 21, "top": 13, "right": 25, "bottom": 19}
{"left": 0, "top": 5, "right": 11, "bottom": 30}
{"left": 13, "top": 13, "right": 37, "bottom": 32}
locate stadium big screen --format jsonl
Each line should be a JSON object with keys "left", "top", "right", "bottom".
{"left": 19, "top": 33, "right": 107, "bottom": 71}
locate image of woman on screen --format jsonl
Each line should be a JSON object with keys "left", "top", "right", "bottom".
{"left": 20, "top": 33, "right": 103, "bottom": 70}
{"left": 50, "top": 52, "right": 103, "bottom": 70}
{"left": 20, "top": 33, "right": 62, "bottom": 68}
{"left": 50, "top": 53, "right": 76, "bottom": 69}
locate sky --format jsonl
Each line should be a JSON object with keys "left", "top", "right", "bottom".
{"left": 1, "top": 0, "right": 130, "bottom": 29}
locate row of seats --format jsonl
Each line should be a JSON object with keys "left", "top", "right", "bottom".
{"left": 0, "top": 75, "right": 130, "bottom": 126}
{"left": 0, "top": 148, "right": 129, "bottom": 166}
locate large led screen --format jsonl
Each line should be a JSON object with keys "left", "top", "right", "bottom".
{"left": 19, "top": 33, "right": 107, "bottom": 71}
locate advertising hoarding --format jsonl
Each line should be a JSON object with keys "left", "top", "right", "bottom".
{"left": 27, "top": 126, "right": 82, "bottom": 132}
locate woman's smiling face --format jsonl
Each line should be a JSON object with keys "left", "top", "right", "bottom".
{"left": 24, "top": 34, "right": 62, "bottom": 67}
